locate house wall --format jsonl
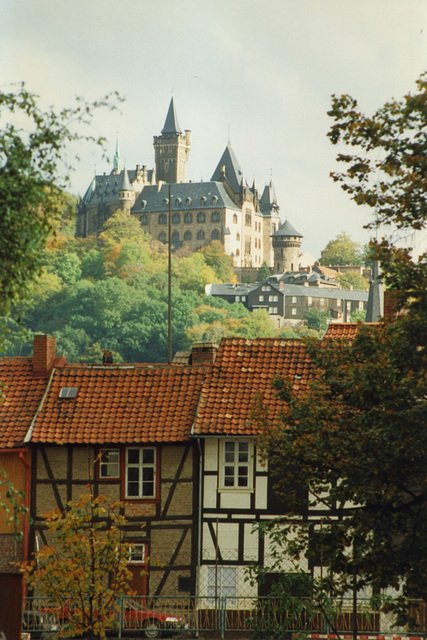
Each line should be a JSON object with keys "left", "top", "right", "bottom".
{"left": 30, "top": 442, "right": 198, "bottom": 597}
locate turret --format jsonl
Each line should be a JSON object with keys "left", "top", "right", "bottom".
{"left": 118, "top": 168, "right": 135, "bottom": 210}
{"left": 153, "top": 98, "right": 191, "bottom": 183}
{"left": 271, "top": 220, "right": 303, "bottom": 272}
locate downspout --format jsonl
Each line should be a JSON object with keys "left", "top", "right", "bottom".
{"left": 18, "top": 450, "right": 30, "bottom": 566}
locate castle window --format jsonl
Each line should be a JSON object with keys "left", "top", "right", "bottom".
{"left": 171, "top": 231, "right": 180, "bottom": 243}
{"left": 158, "top": 213, "right": 167, "bottom": 225}
{"left": 186, "top": 197, "right": 192, "bottom": 206}
{"left": 184, "top": 231, "right": 192, "bottom": 241}
{"left": 233, "top": 214, "right": 238, "bottom": 224}
{"left": 212, "top": 228, "right": 220, "bottom": 240}
{"left": 211, "top": 211, "right": 220, "bottom": 223}
{"left": 212, "top": 196, "right": 218, "bottom": 204}
{"left": 197, "top": 230, "right": 205, "bottom": 240}
{"left": 172, "top": 213, "right": 181, "bottom": 224}
{"left": 140, "top": 214, "right": 148, "bottom": 225}
{"left": 236, "top": 249, "right": 240, "bottom": 256}
{"left": 236, "top": 233, "right": 240, "bottom": 242}
{"left": 197, "top": 212, "right": 206, "bottom": 223}
{"left": 245, "top": 213, "right": 252, "bottom": 226}
{"left": 184, "top": 212, "right": 193, "bottom": 224}
{"left": 158, "top": 232, "right": 167, "bottom": 243}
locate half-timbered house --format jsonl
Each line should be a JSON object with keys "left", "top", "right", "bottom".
{"left": 191, "top": 337, "right": 314, "bottom": 601}
{"left": 24, "top": 341, "right": 213, "bottom": 598}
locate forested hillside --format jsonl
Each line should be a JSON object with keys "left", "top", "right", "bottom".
{"left": 3, "top": 209, "right": 314, "bottom": 363}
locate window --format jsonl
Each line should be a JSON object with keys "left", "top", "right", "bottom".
{"left": 172, "top": 213, "right": 180, "bottom": 224}
{"left": 269, "top": 307, "right": 278, "bottom": 314}
{"left": 211, "top": 211, "right": 220, "bottom": 223}
{"left": 184, "top": 230, "right": 192, "bottom": 241}
{"left": 140, "top": 214, "right": 148, "bottom": 225}
{"left": 259, "top": 295, "right": 264, "bottom": 302}
{"left": 222, "top": 440, "right": 250, "bottom": 488}
{"left": 245, "top": 213, "right": 252, "bottom": 226}
{"left": 268, "top": 295, "right": 278, "bottom": 302}
{"left": 158, "top": 213, "right": 167, "bottom": 225}
{"left": 233, "top": 214, "right": 238, "bottom": 224}
{"left": 359, "top": 301, "right": 364, "bottom": 310}
{"left": 241, "top": 296, "right": 246, "bottom": 302}
{"left": 197, "top": 211, "right": 206, "bottom": 223}
{"left": 307, "top": 296, "right": 312, "bottom": 306}
{"left": 99, "top": 449, "right": 119, "bottom": 478}
{"left": 236, "top": 233, "right": 240, "bottom": 241}
{"left": 126, "top": 448, "right": 156, "bottom": 498}
{"left": 347, "top": 301, "right": 351, "bottom": 310}
{"left": 235, "top": 296, "right": 240, "bottom": 302}
{"left": 262, "top": 285, "right": 270, "bottom": 291}
{"left": 207, "top": 566, "right": 237, "bottom": 603}
{"left": 337, "top": 299, "right": 342, "bottom": 307}
{"left": 184, "top": 212, "right": 193, "bottom": 223}
{"left": 129, "top": 543, "right": 146, "bottom": 564}
{"left": 212, "top": 228, "right": 220, "bottom": 240}
{"left": 320, "top": 298, "right": 325, "bottom": 306}
{"left": 236, "top": 249, "right": 240, "bottom": 256}
{"left": 158, "top": 232, "right": 166, "bottom": 243}
{"left": 292, "top": 296, "right": 297, "bottom": 304}
{"left": 291, "top": 308, "right": 297, "bottom": 316}
{"left": 171, "top": 230, "right": 180, "bottom": 243}
{"left": 197, "top": 230, "right": 205, "bottom": 240}
{"left": 59, "top": 387, "right": 78, "bottom": 398}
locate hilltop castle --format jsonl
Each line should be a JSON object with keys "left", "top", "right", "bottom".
{"left": 76, "top": 99, "right": 302, "bottom": 270}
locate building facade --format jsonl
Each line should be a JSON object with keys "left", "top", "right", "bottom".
{"left": 76, "top": 99, "right": 282, "bottom": 269}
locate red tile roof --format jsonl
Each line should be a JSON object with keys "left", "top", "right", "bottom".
{"left": 30, "top": 364, "right": 209, "bottom": 444}
{"left": 192, "top": 338, "right": 312, "bottom": 436}
{"left": 324, "top": 322, "right": 379, "bottom": 340}
{"left": 0, "top": 358, "right": 48, "bottom": 448}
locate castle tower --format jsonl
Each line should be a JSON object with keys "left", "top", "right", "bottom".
{"left": 272, "top": 220, "right": 303, "bottom": 273}
{"left": 118, "top": 168, "right": 135, "bottom": 211}
{"left": 153, "top": 98, "right": 191, "bottom": 183}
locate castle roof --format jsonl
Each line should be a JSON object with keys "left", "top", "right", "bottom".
{"left": 161, "top": 97, "right": 182, "bottom": 135}
{"left": 260, "top": 181, "right": 278, "bottom": 212}
{"left": 272, "top": 219, "right": 303, "bottom": 238}
{"left": 133, "top": 180, "right": 240, "bottom": 213}
{"left": 211, "top": 144, "right": 244, "bottom": 195}
{"left": 119, "top": 168, "right": 134, "bottom": 192}
{"left": 81, "top": 168, "right": 154, "bottom": 206}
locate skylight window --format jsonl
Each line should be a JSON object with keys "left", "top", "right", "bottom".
{"left": 59, "top": 387, "right": 78, "bottom": 399}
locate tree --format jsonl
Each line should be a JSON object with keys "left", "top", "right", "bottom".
{"left": 22, "top": 492, "right": 134, "bottom": 640}
{"left": 0, "top": 84, "right": 119, "bottom": 325}
{"left": 319, "top": 232, "right": 362, "bottom": 266}
{"left": 336, "top": 270, "right": 369, "bottom": 290}
{"left": 258, "top": 261, "right": 271, "bottom": 281}
{"left": 257, "top": 75, "right": 427, "bottom": 619}
{"left": 303, "top": 308, "right": 329, "bottom": 333}
{"left": 198, "top": 241, "right": 234, "bottom": 282}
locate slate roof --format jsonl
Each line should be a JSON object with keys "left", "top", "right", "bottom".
{"left": 133, "top": 180, "right": 240, "bottom": 213}
{"left": 208, "top": 282, "right": 369, "bottom": 302}
{"left": 82, "top": 168, "right": 154, "bottom": 206}
{"left": 192, "top": 338, "right": 312, "bottom": 437}
{"left": 211, "top": 144, "right": 244, "bottom": 195}
{"left": 0, "top": 359, "right": 48, "bottom": 448}
{"left": 161, "top": 97, "right": 182, "bottom": 135}
{"left": 29, "top": 364, "right": 209, "bottom": 445}
{"left": 272, "top": 219, "right": 303, "bottom": 238}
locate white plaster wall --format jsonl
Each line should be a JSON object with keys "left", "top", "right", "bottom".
{"left": 220, "top": 490, "right": 251, "bottom": 510}
{"left": 204, "top": 439, "right": 218, "bottom": 471}
{"left": 244, "top": 522, "right": 259, "bottom": 562}
{"left": 203, "top": 475, "right": 218, "bottom": 508}
{"left": 255, "top": 475, "right": 268, "bottom": 510}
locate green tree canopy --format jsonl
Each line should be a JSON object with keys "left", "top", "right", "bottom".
{"left": 319, "top": 232, "right": 363, "bottom": 266}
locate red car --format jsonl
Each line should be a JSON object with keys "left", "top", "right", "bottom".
{"left": 40, "top": 599, "right": 186, "bottom": 638}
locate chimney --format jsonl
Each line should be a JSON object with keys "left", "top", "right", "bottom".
{"left": 191, "top": 342, "right": 218, "bottom": 365}
{"left": 33, "top": 334, "right": 57, "bottom": 377}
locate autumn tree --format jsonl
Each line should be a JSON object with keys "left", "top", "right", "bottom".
{"left": 257, "top": 74, "right": 427, "bottom": 620}
{"left": 319, "top": 232, "right": 362, "bottom": 266}
{"left": 0, "top": 84, "right": 120, "bottom": 326}
{"left": 22, "top": 492, "right": 134, "bottom": 640}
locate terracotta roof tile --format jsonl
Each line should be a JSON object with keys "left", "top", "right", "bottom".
{"left": 31, "top": 364, "right": 209, "bottom": 445}
{"left": 324, "top": 322, "right": 379, "bottom": 341}
{"left": 0, "top": 358, "right": 48, "bottom": 448}
{"left": 193, "top": 338, "right": 313, "bottom": 437}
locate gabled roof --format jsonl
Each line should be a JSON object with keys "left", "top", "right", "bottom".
{"left": 211, "top": 144, "right": 244, "bottom": 194}
{"left": 0, "top": 359, "right": 48, "bottom": 448}
{"left": 259, "top": 181, "right": 279, "bottom": 216}
{"left": 192, "top": 338, "right": 312, "bottom": 437}
{"left": 161, "top": 97, "right": 182, "bottom": 135}
{"left": 133, "top": 180, "right": 240, "bottom": 213}
{"left": 30, "top": 364, "right": 209, "bottom": 445}
{"left": 324, "top": 322, "right": 379, "bottom": 340}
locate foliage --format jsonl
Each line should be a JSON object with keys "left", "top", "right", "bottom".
{"left": 0, "top": 467, "right": 28, "bottom": 551}
{"left": 198, "top": 241, "right": 234, "bottom": 282}
{"left": 0, "top": 83, "right": 120, "bottom": 325}
{"left": 22, "top": 492, "right": 134, "bottom": 640}
{"left": 320, "top": 232, "right": 363, "bottom": 266}
{"left": 336, "top": 270, "right": 369, "bottom": 290}
{"left": 258, "top": 261, "right": 271, "bottom": 281}
{"left": 303, "top": 308, "right": 329, "bottom": 333}
{"left": 349, "top": 308, "right": 367, "bottom": 322}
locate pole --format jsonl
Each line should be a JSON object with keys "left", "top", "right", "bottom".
{"left": 168, "top": 184, "right": 172, "bottom": 364}
{"left": 352, "top": 539, "right": 358, "bottom": 640}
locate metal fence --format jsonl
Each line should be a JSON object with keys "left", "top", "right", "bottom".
{"left": 22, "top": 595, "right": 427, "bottom": 639}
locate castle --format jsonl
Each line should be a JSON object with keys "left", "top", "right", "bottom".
{"left": 76, "top": 99, "right": 302, "bottom": 270}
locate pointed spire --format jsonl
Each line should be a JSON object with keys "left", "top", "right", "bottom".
{"left": 211, "top": 144, "right": 244, "bottom": 194}
{"left": 119, "top": 168, "right": 134, "bottom": 192}
{"left": 113, "top": 134, "right": 120, "bottom": 172}
{"left": 162, "top": 97, "right": 182, "bottom": 135}
{"left": 272, "top": 220, "right": 303, "bottom": 238}
{"left": 83, "top": 175, "right": 96, "bottom": 204}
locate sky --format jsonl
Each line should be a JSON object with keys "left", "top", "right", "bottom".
{"left": 1, "top": 0, "right": 427, "bottom": 259}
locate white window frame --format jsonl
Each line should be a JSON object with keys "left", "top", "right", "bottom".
{"left": 259, "top": 295, "right": 264, "bottom": 302}
{"left": 292, "top": 296, "right": 297, "bottom": 304}
{"left": 128, "top": 543, "right": 146, "bottom": 564}
{"left": 291, "top": 308, "right": 297, "bottom": 316}
{"left": 307, "top": 296, "right": 312, "bottom": 306}
{"left": 207, "top": 566, "right": 237, "bottom": 604}
{"left": 126, "top": 447, "right": 156, "bottom": 499}
{"left": 99, "top": 449, "right": 120, "bottom": 479}
{"left": 220, "top": 439, "right": 252, "bottom": 489}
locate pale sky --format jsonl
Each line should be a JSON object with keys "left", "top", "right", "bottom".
{"left": 1, "top": 0, "right": 427, "bottom": 259}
